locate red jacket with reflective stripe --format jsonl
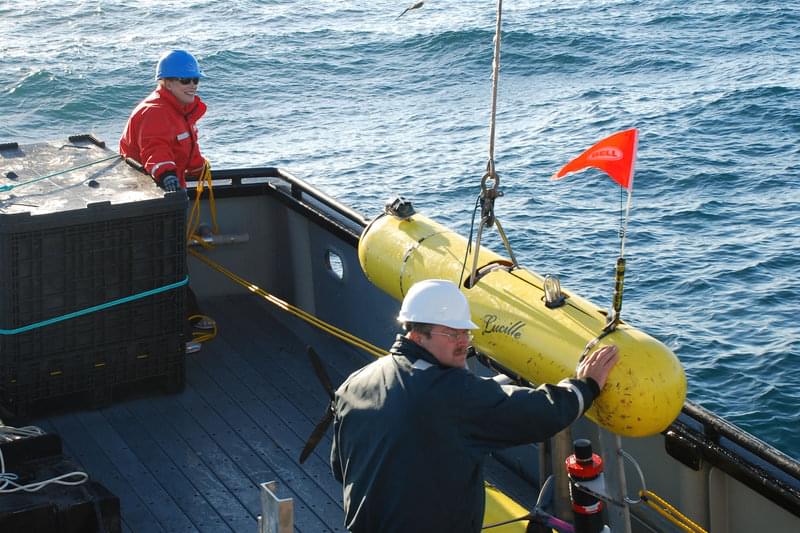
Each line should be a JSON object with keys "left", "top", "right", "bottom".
{"left": 119, "top": 86, "right": 207, "bottom": 188}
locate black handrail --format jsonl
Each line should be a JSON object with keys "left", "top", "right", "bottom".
{"left": 209, "top": 167, "right": 369, "bottom": 228}
{"left": 682, "top": 401, "right": 800, "bottom": 480}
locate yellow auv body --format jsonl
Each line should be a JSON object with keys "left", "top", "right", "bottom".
{"left": 359, "top": 212, "right": 686, "bottom": 437}
{"left": 483, "top": 483, "right": 532, "bottom": 531}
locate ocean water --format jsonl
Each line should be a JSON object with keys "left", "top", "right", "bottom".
{"left": 2, "top": 0, "right": 798, "bottom": 460}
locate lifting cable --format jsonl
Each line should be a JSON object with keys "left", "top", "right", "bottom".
{"left": 464, "top": 0, "right": 518, "bottom": 288}
{"left": 460, "top": 0, "right": 631, "bottom": 360}
{"left": 462, "top": 0, "right": 627, "bottom": 360}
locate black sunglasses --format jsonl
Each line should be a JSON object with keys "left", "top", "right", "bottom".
{"left": 176, "top": 77, "right": 199, "bottom": 85}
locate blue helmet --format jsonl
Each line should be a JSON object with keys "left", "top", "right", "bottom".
{"left": 155, "top": 50, "right": 205, "bottom": 80}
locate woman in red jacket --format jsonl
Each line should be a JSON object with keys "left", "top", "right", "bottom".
{"left": 120, "top": 49, "right": 207, "bottom": 192}
{"left": 120, "top": 49, "right": 215, "bottom": 347}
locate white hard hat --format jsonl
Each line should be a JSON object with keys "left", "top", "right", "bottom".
{"left": 397, "top": 279, "right": 478, "bottom": 330}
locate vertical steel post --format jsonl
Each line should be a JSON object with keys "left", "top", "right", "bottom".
{"left": 258, "top": 481, "right": 294, "bottom": 533}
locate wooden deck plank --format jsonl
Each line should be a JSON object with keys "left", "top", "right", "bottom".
{"left": 193, "top": 295, "right": 343, "bottom": 530}
{"left": 176, "top": 364, "right": 338, "bottom": 532}
{"left": 43, "top": 413, "right": 161, "bottom": 532}
{"left": 45, "top": 411, "right": 193, "bottom": 531}
{"left": 185, "top": 346, "right": 344, "bottom": 531}
{"left": 205, "top": 296, "right": 335, "bottom": 414}
{"left": 124, "top": 394, "right": 259, "bottom": 531}
{"left": 209, "top": 295, "right": 373, "bottom": 460}
{"left": 171, "top": 382, "right": 301, "bottom": 501}
{"left": 232, "top": 294, "right": 375, "bottom": 386}
{"left": 197, "top": 335, "right": 342, "bottom": 500}
{"left": 198, "top": 301, "right": 320, "bottom": 435}
{"left": 102, "top": 404, "right": 238, "bottom": 532}
{"left": 73, "top": 409, "right": 198, "bottom": 532}
{"left": 201, "top": 299, "right": 338, "bottom": 465}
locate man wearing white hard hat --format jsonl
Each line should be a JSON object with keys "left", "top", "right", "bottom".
{"left": 331, "top": 279, "right": 619, "bottom": 533}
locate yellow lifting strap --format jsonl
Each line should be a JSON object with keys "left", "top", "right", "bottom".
{"left": 187, "top": 161, "right": 219, "bottom": 246}
{"left": 185, "top": 161, "right": 387, "bottom": 357}
{"left": 640, "top": 490, "right": 708, "bottom": 533}
{"left": 188, "top": 313, "right": 217, "bottom": 344}
{"left": 185, "top": 161, "right": 220, "bottom": 345}
{"left": 188, "top": 248, "right": 388, "bottom": 359}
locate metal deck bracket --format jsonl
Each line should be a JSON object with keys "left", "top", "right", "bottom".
{"left": 257, "top": 481, "right": 294, "bottom": 533}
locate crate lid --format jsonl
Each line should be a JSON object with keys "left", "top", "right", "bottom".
{"left": 0, "top": 134, "right": 172, "bottom": 217}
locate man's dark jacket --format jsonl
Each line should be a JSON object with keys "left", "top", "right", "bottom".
{"left": 330, "top": 335, "right": 601, "bottom": 533}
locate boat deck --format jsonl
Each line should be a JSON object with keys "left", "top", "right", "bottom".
{"left": 30, "top": 294, "right": 537, "bottom": 532}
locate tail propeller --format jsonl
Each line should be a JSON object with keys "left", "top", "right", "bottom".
{"left": 299, "top": 346, "right": 337, "bottom": 464}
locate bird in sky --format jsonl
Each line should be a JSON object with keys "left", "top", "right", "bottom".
{"left": 398, "top": 1, "right": 425, "bottom": 19}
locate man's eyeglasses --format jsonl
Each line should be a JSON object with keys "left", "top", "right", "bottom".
{"left": 177, "top": 77, "right": 200, "bottom": 85}
{"left": 430, "top": 331, "right": 473, "bottom": 342}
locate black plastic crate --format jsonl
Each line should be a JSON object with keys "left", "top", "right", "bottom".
{"left": 0, "top": 204, "right": 186, "bottom": 331}
{"left": 0, "top": 138, "right": 189, "bottom": 418}
{"left": 0, "top": 137, "right": 187, "bottom": 334}
{"left": 0, "top": 332, "right": 185, "bottom": 418}
{"left": 1, "top": 284, "right": 185, "bottom": 365}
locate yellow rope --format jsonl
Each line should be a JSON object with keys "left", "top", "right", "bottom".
{"left": 640, "top": 490, "right": 707, "bottom": 533}
{"left": 186, "top": 162, "right": 219, "bottom": 346}
{"left": 188, "top": 314, "right": 218, "bottom": 344}
{"left": 184, "top": 165, "right": 387, "bottom": 357}
{"left": 187, "top": 161, "right": 219, "bottom": 246}
{"left": 188, "top": 248, "right": 388, "bottom": 359}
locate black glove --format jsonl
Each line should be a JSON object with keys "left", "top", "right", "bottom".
{"left": 160, "top": 173, "right": 180, "bottom": 192}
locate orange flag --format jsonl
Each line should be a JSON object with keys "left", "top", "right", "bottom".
{"left": 551, "top": 128, "right": 638, "bottom": 189}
